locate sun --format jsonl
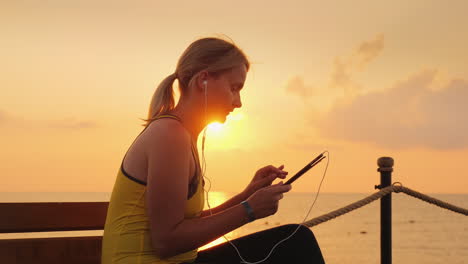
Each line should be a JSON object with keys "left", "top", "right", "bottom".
{"left": 201, "top": 112, "right": 246, "bottom": 150}
{"left": 207, "top": 112, "right": 245, "bottom": 135}
{"left": 207, "top": 122, "right": 224, "bottom": 134}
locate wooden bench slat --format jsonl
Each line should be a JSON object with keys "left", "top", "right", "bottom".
{"left": 0, "top": 202, "right": 109, "bottom": 233}
{"left": 0, "top": 236, "right": 102, "bottom": 264}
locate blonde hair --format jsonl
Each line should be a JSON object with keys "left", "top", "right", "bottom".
{"left": 142, "top": 36, "right": 250, "bottom": 127}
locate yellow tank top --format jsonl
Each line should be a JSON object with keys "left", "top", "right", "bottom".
{"left": 102, "top": 115, "right": 205, "bottom": 264}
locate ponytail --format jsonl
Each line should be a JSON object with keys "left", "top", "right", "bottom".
{"left": 142, "top": 73, "right": 177, "bottom": 127}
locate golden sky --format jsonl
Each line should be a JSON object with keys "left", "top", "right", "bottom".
{"left": 1, "top": 0, "right": 468, "bottom": 193}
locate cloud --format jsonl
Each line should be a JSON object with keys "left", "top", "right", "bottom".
{"left": 285, "top": 75, "right": 315, "bottom": 99}
{"left": 0, "top": 111, "right": 98, "bottom": 130}
{"left": 354, "top": 34, "right": 385, "bottom": 69}
{"left": 329, "top": 57, "right": 362, "bottom": 94}
{"left": 329, "top": 34, "right": 384, "bottom": 93}
{"left": 48, "top": 118, "right": 99, "bottom": 130}
{"left": 314, "top": 69, "right": 468, "bottom": 150}
{"left": 285, "top": 34, "right": 384, "bottom": 100}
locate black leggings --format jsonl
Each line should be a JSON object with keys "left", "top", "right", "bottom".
{"left": 184, "top": 224, "right": 325, "bottom": 264}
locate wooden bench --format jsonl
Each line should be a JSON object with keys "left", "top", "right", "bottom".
{"left": 0, "top": 202, "right": 108, "bottom": 264}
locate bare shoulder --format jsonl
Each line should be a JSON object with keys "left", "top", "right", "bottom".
{"left": 142, "top": 118, "right": 191, "bottom": 155}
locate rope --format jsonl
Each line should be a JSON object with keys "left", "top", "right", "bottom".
{"left": 392, "top": 185, "right": 468, "bottom": 215}
{"left": 302, "top": 185, "right": 468, "bottom": 228}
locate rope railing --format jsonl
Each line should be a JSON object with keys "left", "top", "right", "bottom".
{"left": 309, "top": 156, "right": 467, "bottom": 264}
{"left": 303, "top": 184, "right": 468, "bottom": 228}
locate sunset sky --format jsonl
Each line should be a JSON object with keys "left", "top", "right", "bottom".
{"left": 1, "top": 0, "right": 467, "bottom": 194}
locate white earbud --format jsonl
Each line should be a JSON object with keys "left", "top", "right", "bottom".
{"left": 203, "top": 80, "right": 208, "bottom": 97}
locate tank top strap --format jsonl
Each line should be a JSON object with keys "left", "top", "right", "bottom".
{"left": 120, "top": 113, "right": 185, "bottom": 177}
{"left": 158, "top": 114, "right": 204, "bottom": 195}
{"left": 120, "top": 113, "right": 203, "bottom": 194}
{"left": 190, "top": 140, "right": 203, "bottom": 184}
{"left": 154, "top": 114, "right": 182, "bottom": 122}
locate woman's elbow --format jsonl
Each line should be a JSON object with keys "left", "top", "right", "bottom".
{"left": 152, "top": 241, "right": 170, "bottom": 258}
{"left": 154, "top": 248, "right": 171, "bottom": 259}
{"left": 155, "top": 246, "right": 181, "bottom": 259}
{"left": 151, "top": 235, "right": 178, "bottom": 259}
{"left": 150, "top": 220, "right": 187, "bottom": 258}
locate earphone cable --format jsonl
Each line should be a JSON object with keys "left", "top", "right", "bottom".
{"left": 200, "top": 81, "right": 329, "bottom": 264}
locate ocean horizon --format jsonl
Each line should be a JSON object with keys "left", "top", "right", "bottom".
{"left": 1, "top": 191, "right": 467, "bottom": 264}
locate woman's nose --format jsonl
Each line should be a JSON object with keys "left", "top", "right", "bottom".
{"left": 233, "top": 96, "right": 242, "bottom": 108}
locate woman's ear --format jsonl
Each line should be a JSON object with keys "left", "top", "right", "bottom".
{"left": 196, "top": 70, "right": 209, "bottom": 91}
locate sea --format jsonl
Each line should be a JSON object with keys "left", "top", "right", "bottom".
{"left": 1, "top": 191, "right": 467, "bottom": 264}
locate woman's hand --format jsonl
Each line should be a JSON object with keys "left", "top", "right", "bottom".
{"left": 245, "top": 181, "right": 292, "bottom": 220}
{"left": 242, "top": 165, "right": 288, "bottom": 199}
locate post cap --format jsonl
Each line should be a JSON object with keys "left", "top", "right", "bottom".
{"left": 377, "top": 157, "right": 394, "bottom": 172}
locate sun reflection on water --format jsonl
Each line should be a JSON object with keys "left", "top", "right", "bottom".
{"left": 199, "top": 191, "right": 237, "bottom": 250}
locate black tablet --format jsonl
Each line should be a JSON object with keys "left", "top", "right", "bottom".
{"left": 284, "top": 153, "right": 326, "bottom": 185}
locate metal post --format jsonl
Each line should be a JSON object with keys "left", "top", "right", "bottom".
{"left": 377, "top": 157, "right": 394, "bottom": 264}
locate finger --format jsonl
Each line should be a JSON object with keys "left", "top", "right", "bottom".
{"left": 266, "top": 165, "right": 286, "bottom": 174}
{"left": 265, "top": 168, "right": 287, "bottom": 180}
{"left": 265, "top": 181, "right": 282, "bottom": 189}
{"left": 276, "top": 193, "right": 284, "bottom": 200}
{"left": 261, "top": 174, "right": 276, "bottom": 185}
{"left": 269, "top": 170, "right": 287, "bottom": 180}
{"left": 276, "top": 165, "right": 288, "bottom": 175}
{"left": 259, "top": 165, "right": 276, "bottom": 177}
{"left": 271, "top": 172, "right": 287, "bottom": 180}
{"left": 270, "top": 182, "right": 292, "bottom": 193}
{"left": 278, "top": 171, "right": 287, "bottom": 176}
{"left": 256, "top": 174, "right": 277, "bottom": 189}
{"left": 276, "top": 165, "right": 285, "bottom": 171}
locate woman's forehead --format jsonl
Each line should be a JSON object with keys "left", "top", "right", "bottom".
{"left": 225, "top": 65, "right": 247, "bottom": 81}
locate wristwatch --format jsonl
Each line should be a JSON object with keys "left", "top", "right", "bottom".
{"left": 240, "top": 200, "right": 256, "bottom": 222}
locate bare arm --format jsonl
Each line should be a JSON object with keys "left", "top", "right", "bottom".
{"left": 144, "top": 122, "right": 250, "bottom": 258}
{"left": 199, "top": 191, "right": 249, "bottom": 217}
{"left": 162, "top": 203, "right": 250, "bottom": 258}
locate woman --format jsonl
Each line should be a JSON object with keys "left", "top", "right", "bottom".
{"left": 101, "top": 37, "right": 325, "bottom": 264}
